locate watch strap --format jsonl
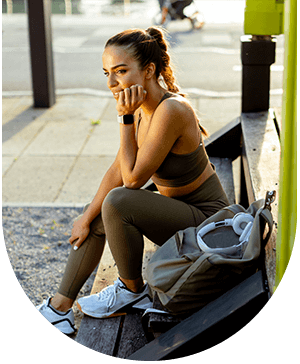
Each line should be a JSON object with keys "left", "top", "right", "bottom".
{"left": 118, "top": 114, "right": 134, "bottom": 124}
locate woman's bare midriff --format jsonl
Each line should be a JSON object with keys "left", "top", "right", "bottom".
{"left": 153, "top": 162, "right": 215, "bottom": 198}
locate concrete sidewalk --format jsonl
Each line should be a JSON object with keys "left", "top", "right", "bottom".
{"left": 3, "top": 94, "right": 118, "bottom": 206}
{"left": 2, "top": 92, "right": 240, "bottom": 206}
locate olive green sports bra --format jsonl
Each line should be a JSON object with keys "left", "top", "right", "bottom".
{"left": 137, "top": 92, "right": 209, "bottom": 188}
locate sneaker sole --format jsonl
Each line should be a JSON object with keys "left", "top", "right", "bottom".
{"left": 76, "top": 294, "right": 151, "bottom": 319}
{"left": 56, "top": 324, "right": 76, "bottom": 335}
{"left": 52, "top": 318, "right": 77, "bottom": 334}
{"left": 76, "top": 301, "right": 127, "bottom": 318}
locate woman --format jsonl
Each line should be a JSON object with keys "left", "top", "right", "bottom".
{"left": 37, "top": 26, "right": 229, "bottom": 334}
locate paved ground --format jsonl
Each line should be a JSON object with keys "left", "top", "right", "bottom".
{"left": 2, "top": 93, "right": 241, "bottom": 206}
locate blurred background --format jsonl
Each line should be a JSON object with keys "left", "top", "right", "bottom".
{"left": 2, "top": 0, "right": 284, "bottom": 134}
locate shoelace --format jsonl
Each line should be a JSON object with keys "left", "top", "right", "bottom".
{"left": 96, "top": 279, "right": 124, "bottom": 310}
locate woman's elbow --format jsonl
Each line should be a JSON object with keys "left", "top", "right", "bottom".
{"left": 123, "top": 176, "right": 145, "bottom": 190}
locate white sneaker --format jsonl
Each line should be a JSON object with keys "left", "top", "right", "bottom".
{"left": 77, "top": 278, "right": 151, "bottom": 318}
{"left": 36, "top": 297, "right": 76, "bottom": 335}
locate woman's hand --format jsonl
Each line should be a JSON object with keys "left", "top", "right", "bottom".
{"left": 115, "top": 84, "right": 147, "bottom": 116}
{"left": 69, "top": 217, "right": 90, "bottom": 250}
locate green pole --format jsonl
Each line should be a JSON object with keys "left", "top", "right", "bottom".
{"left": 274, "top": 0, "right": 297, "bottom": 290}
{"left": 244, "top": 0, "right": 284, "bottom": 35}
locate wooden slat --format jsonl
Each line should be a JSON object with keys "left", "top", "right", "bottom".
{"left": 75, "top": 315, "right": 123, "bottom": 356}
{"left": 205, "top": 117, "right": 241, "bottom": 159}
{"left": 75, "top": 311, "right": 150, "bottom": 357}
{"left": 241, "top": 109, "right": 280, "bottom": 293}
{"left": 210, "top": 157, "right": 236, "bottom": 205}
{"left": 241, "top": 109, "right": 280, "bottom": 202}
{"left": 115, "top": 312, "right": 149, "bottom": 358}
{"left": 129, "top": 271, "right": 268, "bottom": 361}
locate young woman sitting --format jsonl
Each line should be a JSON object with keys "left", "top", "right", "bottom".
{"left": 37, "top": 26, "right": 229, "bottom": 334}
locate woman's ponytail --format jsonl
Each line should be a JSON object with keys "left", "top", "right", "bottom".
{"left": 146, "top": 27, "right": 181, "bottom": 94}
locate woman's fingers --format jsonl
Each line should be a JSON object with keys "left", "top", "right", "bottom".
{"left": 116, "top": 85, "right": 146, "bottom": 115}
{"left": 117, "top": 90, "right": 125, "bottom": 104}
{"left": 124, "top": 87, "right": 131, "bottom": 106}
{"left": 73, "top": 237, "right": 84, "bottom": 251}
{"left": 68, "top": 220, "right": 90, "bottom": 250}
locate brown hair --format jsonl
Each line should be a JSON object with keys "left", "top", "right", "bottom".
{"left": 105, "top": 27, "right": 208, "bottom": 136}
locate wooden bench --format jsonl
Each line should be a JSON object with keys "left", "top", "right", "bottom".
{"left": 75, "top": 109, "right": 280, "bottom": 359}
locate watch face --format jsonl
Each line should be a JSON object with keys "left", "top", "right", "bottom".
{"left": 122, "top": 115, "right": 134, "bottom": 125}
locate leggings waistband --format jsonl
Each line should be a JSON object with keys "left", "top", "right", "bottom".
{"left": 174, "top": 173, "right": 229, "bottom": 208}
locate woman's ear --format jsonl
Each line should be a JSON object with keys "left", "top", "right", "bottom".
{"left": 145, "top": 63, "right": 156, "bottom": 79}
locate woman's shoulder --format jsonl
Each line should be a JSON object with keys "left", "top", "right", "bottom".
{"left": 159, "top": 93, "right": 195, "bottom": 118}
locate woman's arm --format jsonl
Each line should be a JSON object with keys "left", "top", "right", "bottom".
{"left": 119, "top": 121, "right": 139, "bottom": 188}
{"left": 117, "top": 87, "right": 185, "bottom": 189}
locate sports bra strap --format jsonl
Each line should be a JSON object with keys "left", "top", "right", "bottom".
{"left": 136, "top": 91, "right": 174, "bottom": 139}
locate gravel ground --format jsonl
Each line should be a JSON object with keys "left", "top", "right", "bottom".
{"left": 3, "top": 206, "right": 98, "bottom": 340}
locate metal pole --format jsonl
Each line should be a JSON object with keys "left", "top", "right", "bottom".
{"left": 241, "top": 0, "right": 283, "bottom": 113}
{"left": 241, "top": 35, "right": 276, "bottom": 113}
{"left": 6, "top": 0, "right": 13, "bottom": 14}
{"left": 65, "top": 0, "right": 72, "bottom": 15}
{"left": 27, "top": 0, "right": 56, "bottom": 108}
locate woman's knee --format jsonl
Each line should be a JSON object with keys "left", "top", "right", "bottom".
{"left": 102, "top": 187, "right": 134, "bottom": 219}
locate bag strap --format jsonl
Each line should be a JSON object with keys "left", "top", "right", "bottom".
{"left": 259, "top": 208, "right": 274, "bottom": 248}
{"left": 259, "top": 190, "right": 276, "bottom": 248}
{"left": 225, "top": 190, "right": 275, "bottom": 248}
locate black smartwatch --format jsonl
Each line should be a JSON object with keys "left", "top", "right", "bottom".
{"left": 117, "top": 114, "right": 135, "bottom": 125}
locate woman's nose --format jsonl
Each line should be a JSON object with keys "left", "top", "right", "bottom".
{"left": 107, "top": 74, "right": 118, "bottom": 89}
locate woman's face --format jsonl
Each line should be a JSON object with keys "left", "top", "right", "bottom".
{"left": 102, "top": 46, "right": 146, "bottom": 99}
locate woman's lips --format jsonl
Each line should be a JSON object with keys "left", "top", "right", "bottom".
{"left": 113, "top": 90, "right": 122, "bottom": 99}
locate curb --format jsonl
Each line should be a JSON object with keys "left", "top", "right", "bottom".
{"left": 2, "top": 202, "right": 86, "bottom": 208}
{"left": 2, "top": 88, "right": 283, "bottom": 99}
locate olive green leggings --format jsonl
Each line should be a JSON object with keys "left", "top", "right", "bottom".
{"left": 58, "top": 183, "right": 229, "bottom": 300}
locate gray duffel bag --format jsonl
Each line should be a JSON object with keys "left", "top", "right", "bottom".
{"left": 145, "top": 191, "right": 275, "bottom": 315}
